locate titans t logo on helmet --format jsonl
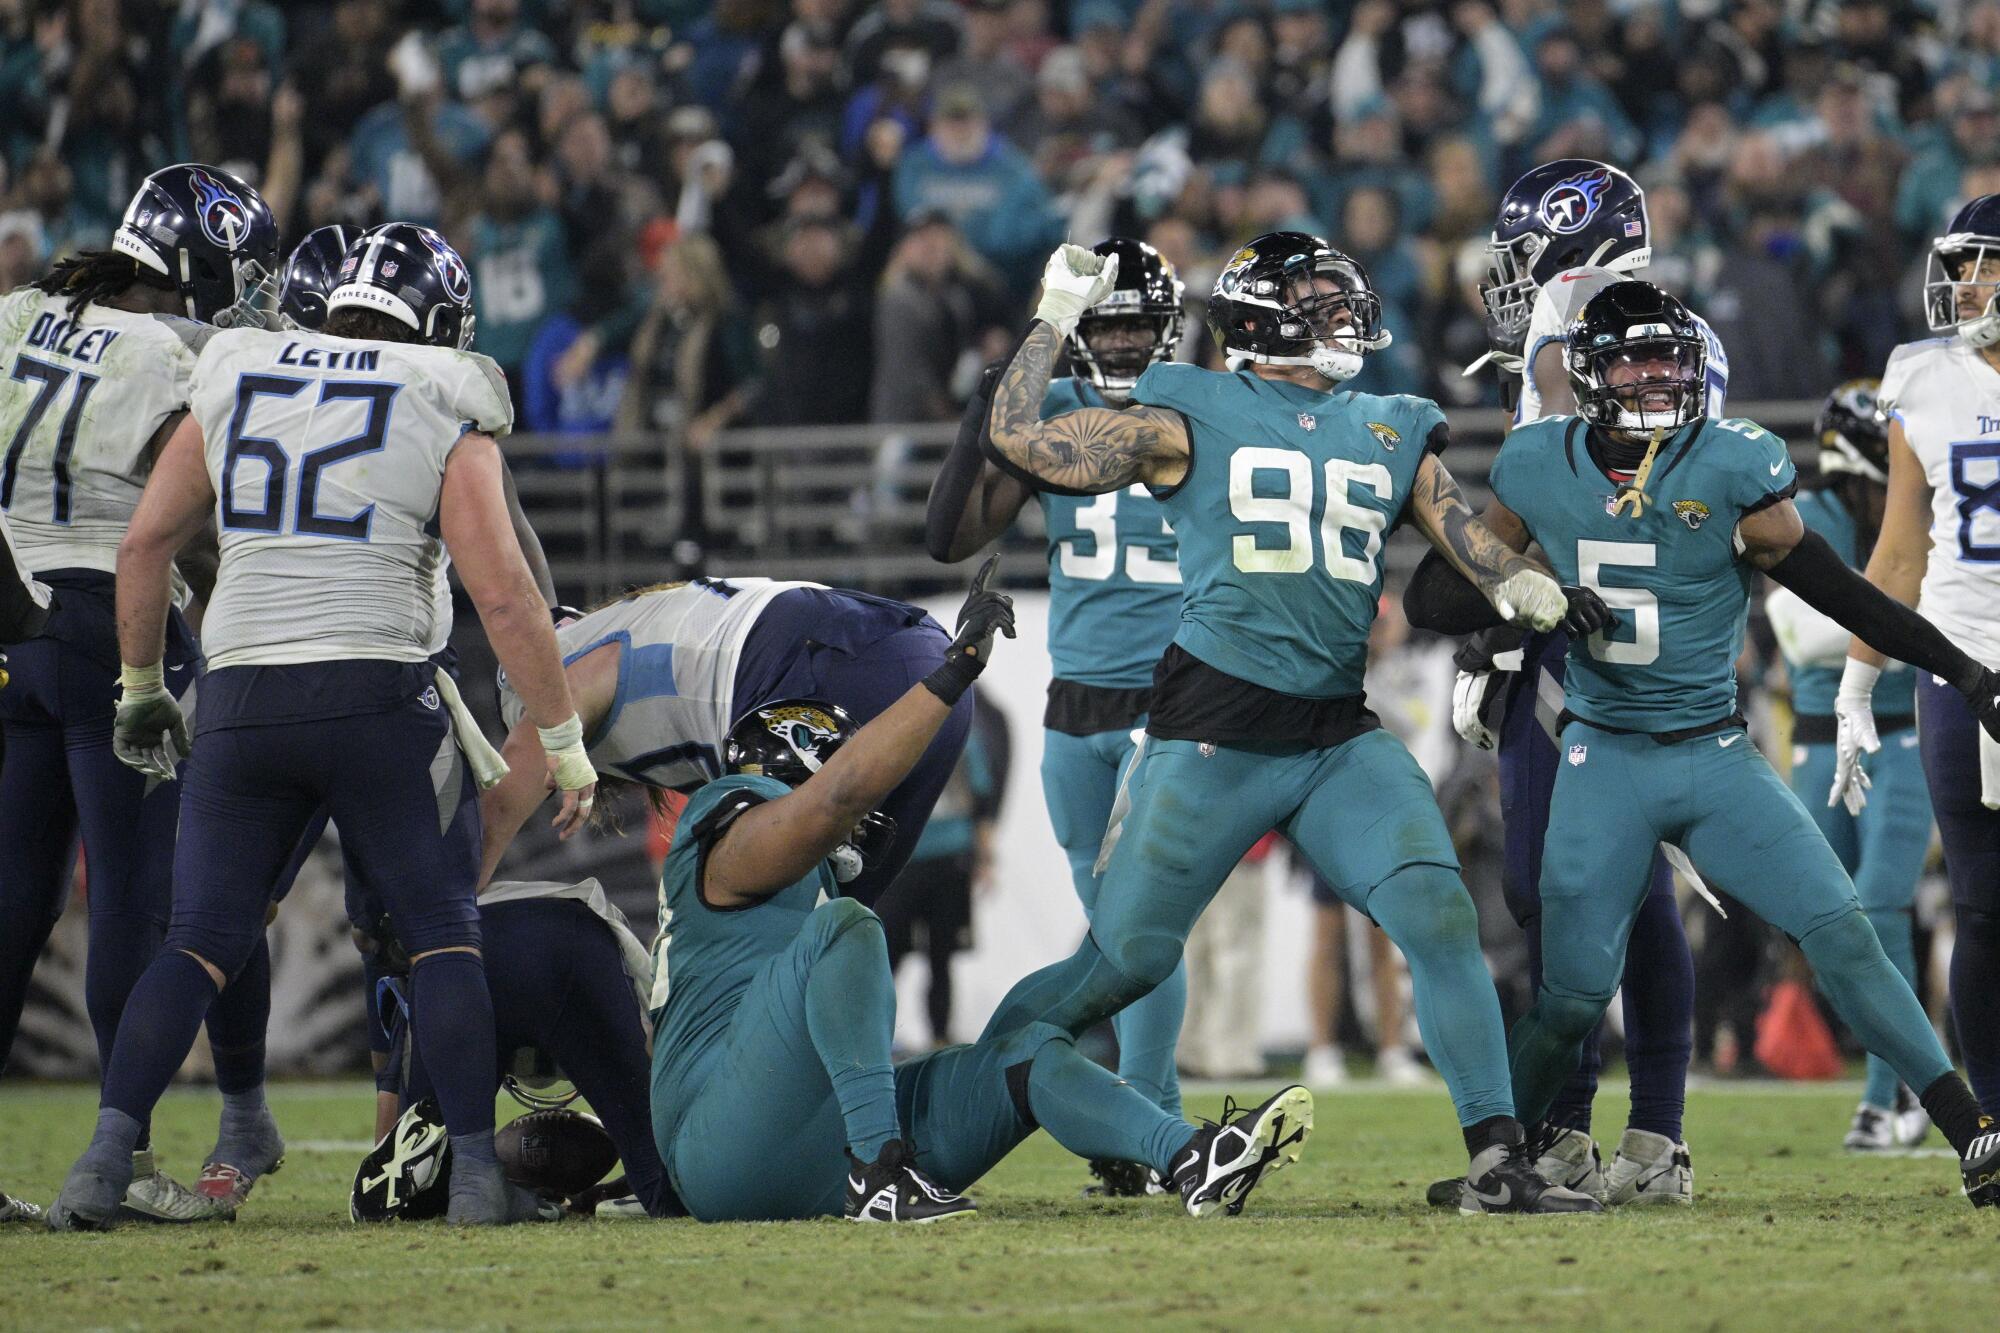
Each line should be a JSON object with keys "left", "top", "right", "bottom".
{"left": 189, "top": 168, "right": 251, "bottom": 250}
{"left": 419, "top": 229, "right": 473, "bottom": 304}
{"left": 1539, "top": 168, "right": 1613, "bottom": 236}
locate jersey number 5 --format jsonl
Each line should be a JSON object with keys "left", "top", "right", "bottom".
{"left": 222, "top": 375, "right": 399, "bottom": 539}
{"left": 1227, "top": 448, "right": 1391, "bottom": 584}
{"left": 1577, "top": 539, "right": 1659, "bottom": 664}
{"left": 1058, "top": 486, "right": 1179, "bottom": 584}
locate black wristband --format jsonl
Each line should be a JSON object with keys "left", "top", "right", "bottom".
{"left": 921, "top": 651, "right": 983, "bottom": 706}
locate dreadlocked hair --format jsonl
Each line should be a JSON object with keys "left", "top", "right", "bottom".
{"left": 324, "top": 308, "right": 420, "bottom": 344}
{"left": 34, "top": 250, "right": 171, "bottom": 314}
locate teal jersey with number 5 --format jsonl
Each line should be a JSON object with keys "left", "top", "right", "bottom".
{"left": 1132, "top": 362, "right": 1442, "bottom": 698}
{"left": 1038, "top": 377, "right": 1183, "bottom": 689}
{"left": 1491, "top": 415, "right": 1797, "bottom": 732}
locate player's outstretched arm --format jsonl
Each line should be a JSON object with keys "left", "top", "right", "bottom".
{"left": 927, "top": 362, "right": 1035, "bottom": 562}
{"left": 442, "top": 432, "right": 597, "bottom": 839}
{"left": 1406, "top": 455, "right": 1583, "bottom": 633}
{"left": 1745, "top": 497, "right": 2000, "bottom": 738}
{"left": 702, "top": 558, "right": 1015, "bottom": 908}
{"left": 984, "top": 246, "right": 1189, "bottom": 495}
{"left": 478, "top": 642, "right": 621, "bottom": 888}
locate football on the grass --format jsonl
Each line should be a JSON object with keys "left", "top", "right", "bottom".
{"left": 495, "top": 1109, "right": 618, "bottom": 1195}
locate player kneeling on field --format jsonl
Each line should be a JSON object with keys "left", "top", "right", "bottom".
{"left": 650, "top": 559, "right": 1314, "bottom": 1222}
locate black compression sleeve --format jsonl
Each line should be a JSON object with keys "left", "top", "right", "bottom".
{"left": 925, "top": 385, "right": 993, "bottom": 563}
{"left": 1766, "top": 527, "right": 1983, "bottom": 694}
{"left": 1403, "top": 547, "right": 1503, "bottom": 634}
{"left": 1453, "top": 624, "right": 1527, "bottom": 674}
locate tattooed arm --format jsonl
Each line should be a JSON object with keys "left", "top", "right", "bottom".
{"left": 1407, "top": 453, "right": 1572, "bottom": 632}
{"left": 985, "top": 321, "right": 1190, "bottom": 494}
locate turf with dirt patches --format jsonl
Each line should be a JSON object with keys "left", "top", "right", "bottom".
{"left": 0, "top": 1079, "right": 1989, "bottom": 1331}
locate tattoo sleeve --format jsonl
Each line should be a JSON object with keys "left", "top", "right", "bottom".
{"left": 1409, "top": 454, "right": 1544, "bottom": 600}
{"left": 985, "top": 322, "right": 1181, "bottom": 494}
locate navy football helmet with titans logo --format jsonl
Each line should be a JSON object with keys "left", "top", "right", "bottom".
{"left": 110, "top": 163, "right": 280, "bottom": 324}
{"left": 328, "top": 223, "right": 477, "bottom": 350}
{"left": 278, "top": 224, "right": 363, "bottom": 331}
{"left": 1482, "top": 159, "right": 1649, "bottom": 350}
{"left": 1924, "top": 194, "right": 2000, "bottom": 348}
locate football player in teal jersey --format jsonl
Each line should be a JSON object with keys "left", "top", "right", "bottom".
{"left": 971, "top": 235, "right": 1615, "bottom": 1214}
{"left": 1766, "top": 381, "right": 1936, "bottom": 1152}
{"left": 927, "top": 237, "right": 1191, "bottom": 1195}
{"left": 1410, "top": 281, "right": 2000, "bottom": 1205}
{"left": 649, "top": 561, "right": 1314, "bottom": 1222}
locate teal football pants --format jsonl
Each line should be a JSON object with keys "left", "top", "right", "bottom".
{"left": 988, "top": 730, "right": 1519, "bottom": 1128}
{"left": 1041, "top": 724, "right": 1186, "bottom": 1118}
{"left": 656, "top": 901, "right": 1194, "bottom": 1221}
{"left": 1792, "top": 726, "right": 1933, "bottom": 1110}
{"left": 1511, "top": 721, "right": 1951, "bottom": 1128}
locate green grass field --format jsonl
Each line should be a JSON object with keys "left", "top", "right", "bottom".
{"left": 0, "top": 1078, "right": 1989, "bottom": 1331}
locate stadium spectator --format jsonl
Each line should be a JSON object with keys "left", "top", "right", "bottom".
{"left": 466, "top": 127, "right": 575, "bottom": 397}
{"left": 749, "top": 216, "right": 874, "bottom": 425}
{"left": 867, "top": 211, "right": 1005, "bottom": 423}
{"left": 935, "top": 0, "right": 1033, "bottom": 132}
{"left": 287, "top": 0, "right": 400, "bottom": 164}
{"left": 847, "top": 0, "right": 963, "bottom": 89}
{"left": 436, "top": 0, "right": 557, "bottom": 105}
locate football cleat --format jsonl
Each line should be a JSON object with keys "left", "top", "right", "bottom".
{"left": 845, "top": 1140, "right": 976, "bottom": 1223}
{"left": 1531, "top": 1126, "right": 1607, "bottom": 1201}
{"left": 1844, "top": 1102, "right": 1896, "bottom": 1153}
{"left": 446, "top": 1158, "right": 561, "bottom": 1226}
{"left": 351, "top": 1098, "right": 451, "bottom": 1222}
{"left": 201, "top": 1112, "right": 287, "bottom": 1208}
{"left": 1602, "top": 1128, "right": 1693, "bottom": 1207}
{"left": 1893, "top": 1084, "right": 1932, "bottom": 1148}
{"left": 1961, "top": 1124, "right": 2000, "bottom": 1208}
{"left": 1171, "top": 1085, "right": 1314, "bottom": 1219}
{"left": 0, "top": 1191, "right": 45, "bottom": 1225}
{"left": 121, "top": 1150, "right": 234, "bottom": 1224}
{"left": 1458, "top": 1141, "right": 1604, "bottom": 1215}
{"left": 593, "top": 1194, "right": 649, "bottom": 1220}
{"left": 1081, "top": 1158, "right": 1162, "bottom": 1198}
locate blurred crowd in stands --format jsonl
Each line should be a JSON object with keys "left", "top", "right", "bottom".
{"left": 0, "top": 0, "right": 1994, "bottom": 431}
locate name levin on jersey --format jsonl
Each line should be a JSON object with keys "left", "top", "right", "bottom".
{"left": 275, "top": 342, "right": 382, "bottom": 371}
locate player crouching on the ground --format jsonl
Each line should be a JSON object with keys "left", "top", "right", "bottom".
{"left": 649, "top": 559, "right": 1313, "bottom": 1223}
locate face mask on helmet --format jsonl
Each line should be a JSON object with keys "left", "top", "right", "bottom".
{"left": 1572, "top": 336, "right": 1706, "bottom": 434}
{"left": 1071, "top": 311, "right": 1179, "bottom": 400}
{"left": 1925, "top": 237, "right": 2000, "bottom": 348}
{"left": 1816, "top": 379, "right": 1891, "bottom": 484}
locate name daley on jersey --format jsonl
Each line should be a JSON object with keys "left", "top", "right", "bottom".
{"left": 24, "top": 312, "right": 120, "bottom": 364}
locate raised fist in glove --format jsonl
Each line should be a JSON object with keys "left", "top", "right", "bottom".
{"left": 925, "top": 554, "right": 1017, "bottom": 705}
{"left": 1491, "top": 567, "right": 1567, "bottom": 633}
{"left": 1034, "top": 243, "right": 1120, "bottom": 340}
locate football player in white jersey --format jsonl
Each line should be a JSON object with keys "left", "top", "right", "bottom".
{"left": 1424, "top": 160, "right": 1728, "bottom": 1205}
{"left": 0, "top": 164, "right": 280, "bottom": 1227}
{"left": 481, "top": 576, "right": 974, "bottom": 905}
{"left": 1832, "top": 194, "right": 2000, "bottom": 1121}
{"left": 48, "top": 223, "right": 596, "bottom": 1229}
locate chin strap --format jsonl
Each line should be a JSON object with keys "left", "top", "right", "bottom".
{"left": 1609, "top": 427, "right": 1667, "bottom": 519}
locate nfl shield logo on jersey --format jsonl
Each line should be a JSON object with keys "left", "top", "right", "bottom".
{"left": 1297, "top": 412, "right": 1316, "bottom": 433}
{"left": 1567, "top": 744, "right": 1587, "bottom": 766}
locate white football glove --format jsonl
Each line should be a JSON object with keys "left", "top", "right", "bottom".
{"left": 1829, "top": 658, "right": 1882, "bottom": 816}
{"left": 112, "top": 663, "right": 189, "bottom": 782}
{"left": 1491, "top": 568, "right": 1567, "bottom": 632}
{"left": 537, "top": 714, "right": 599, "bottom": 839}
{"left": 1452, "top": 669, "right": 1505, "bottom": 750}
{"left": 1033, "top": 243, "right": 1119, "bottom": 340}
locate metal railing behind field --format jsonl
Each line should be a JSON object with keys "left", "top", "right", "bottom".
{"left": 504, "top": 402, "right": 1822, "bottom": 602}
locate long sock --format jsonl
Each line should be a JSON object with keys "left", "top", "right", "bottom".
{"left": 99, "top": 951, "right": 219, "bottom": 1121}
{"left": 1861, "top": 907, "right": 1918, "bottom": 1109}
{"left": 1950, "top": 907, "right": 2000, "bottom": 1116}
{"left": 1920, "top": 1072, "right": 1990, "bottom": 1156}
{"left": 804, "top": 908, "right": 900, "bottom": 1161}
{"left": 1112, "top": 958, "right": 1185, "bottom": 1117}
{"left": 1621, "top": 886, "right": 1694, "bottom": 1142}
{"left": 83, "top": 908, "right": 166, "bottom": 1073}
{"left": 1027, "top": 1039, "right": 1192, "bottom": 1178}
{"left": 1366, "top": 866, "right": 1514, "bottom": 1125}
{"left": 1801, "top": 911, "right": 1951, "bottom": 1098}
{"left": 1509, "top": 990, "right": 1610, "bottom": 1130}
{"left": 1544, "top": 1022, "right": 1602, "bottom": 1134}
{"left": 409, "top": 951, "right": 498, "bottom": 1137}
{"left": 65, "top": 1106, "right": 145, "bottom": 1213}
{"left": 206, "top": 936, "right": 270, "bottom": 1096}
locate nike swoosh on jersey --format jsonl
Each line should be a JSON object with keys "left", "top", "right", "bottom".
{"left": 1719, "top": 734, "right": 1743, "bottom": 747}
{"left": 1769, "top": 459, "right": 1785, "bottom": 474}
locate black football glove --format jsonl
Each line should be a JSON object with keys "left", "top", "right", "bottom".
{"left": 1962, "top": 667, "right": 2000, "bottom": 743}
{"left": 1559, "top": 585, "right": 1615, "bottom": 637}
{"left": 923, "top": 554, "right": 1016, "bottom": 705}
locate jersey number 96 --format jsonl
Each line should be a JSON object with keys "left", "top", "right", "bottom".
{"left": 1227, "top": 448, "right": 1392, "bottom": 586}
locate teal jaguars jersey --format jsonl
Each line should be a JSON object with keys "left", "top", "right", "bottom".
{"left": 1038, "top": 377, "right": 1182, "bottom": 689}
{"left": 1132, "top": 362, "right": 1442, "bottom": 698}
{"left": 649, "top": 775, "right": 834, "bottom": 1119}
{"left": 1491, "top": 415, "right": 1798, "bottom": 732}
{"left": 1786, "top": 488, "right": 1914, "bottom": 718}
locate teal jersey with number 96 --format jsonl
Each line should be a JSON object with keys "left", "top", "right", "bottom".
{"left": 1132, "top": 362, "right": 1443, "bottom": 699}
{"left": 1038, "top": 377, "right": 1183, "bottom": 689}
{"left": 1491, "top": 415, "right": 1797, "bottom": 732}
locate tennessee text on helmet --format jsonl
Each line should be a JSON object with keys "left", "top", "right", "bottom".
{"left": 1816, "top": 378, "right": 1892, "bottom": 485}
{"left": 329, "top": 223, "right": 478, "bottom": 350}
{"left": 279, "top": 224, "right": 363, "bottom": 331}
{"left": 1207, "top": 230, "right": 1392, "bottom": 383}
{"left": 1483, "top": 159, "right": 1650, "bottom": 349}
{"left": 110, "top": 163, "right": 281, "bottom": 325}
{"left": 1924, "top": 194, "right": 2000, "bottom": 349}
{"left": 724, "top": 698, "right": 897, "bottom": 884}
{"left": 1565, "top": 280, "right": 1707, "bottom": 436}
{"left": 1070, "top": 237, "right": 1185, "bottom": 402}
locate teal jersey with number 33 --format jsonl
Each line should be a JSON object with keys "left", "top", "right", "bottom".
{"left": 1037, "top": 377, "right": 1183, "bottom": 689}
{"left": 1131, "top": 362, "right": 1443, "bottom": 699}
{"left": 1490, "top": 414, "right": 1797, "bottom": 732}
